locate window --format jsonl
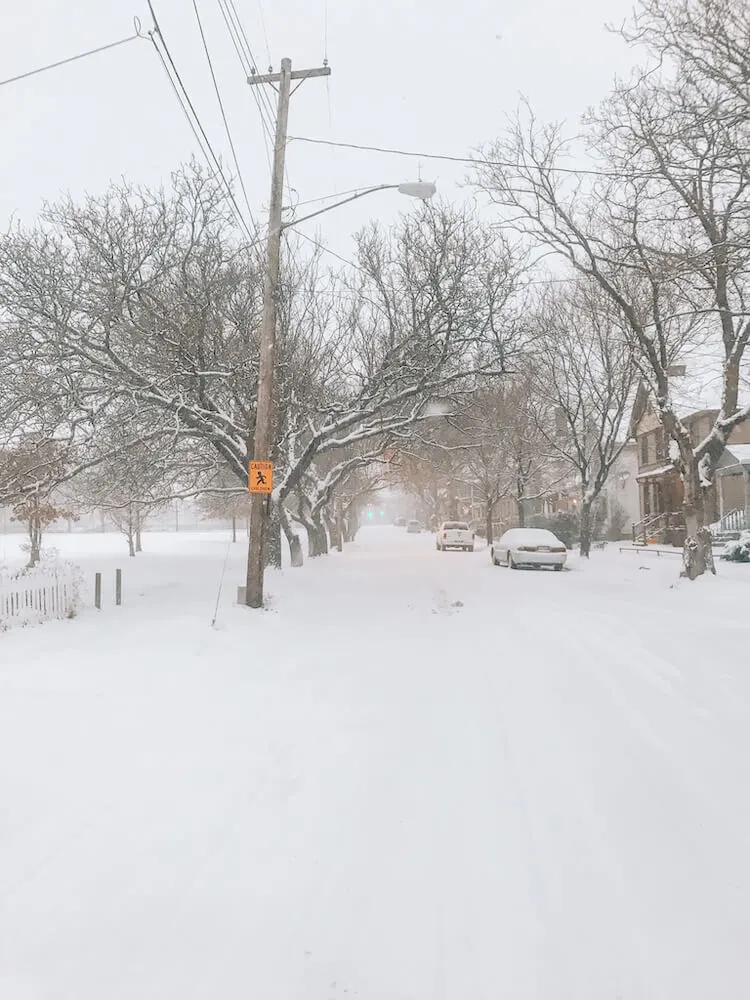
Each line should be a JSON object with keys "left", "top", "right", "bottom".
{"left": 655, "top": 428, "right": 667, "bottom": 461}
{"left": 640, "top": 434, "right": 650, "bottom": 466}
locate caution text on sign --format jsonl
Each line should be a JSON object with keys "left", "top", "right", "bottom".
{"left": 248, "top": 461, "right": 273, "bottom": 494}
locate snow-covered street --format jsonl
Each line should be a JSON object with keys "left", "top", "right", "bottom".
{"left": 2, "top": 527, "right": 750, "bottom": 999}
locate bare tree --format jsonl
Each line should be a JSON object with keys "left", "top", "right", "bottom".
{"left": 1, "top": 440, "right": 76, "bottom": 565}
{"left": 528, "top": 283, "right": 637, "bottom": 556}
{"left": 474, "top": 0, "right": 750, "bottom": 576}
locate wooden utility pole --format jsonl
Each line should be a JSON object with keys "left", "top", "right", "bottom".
{"left": 244, "top": 58, "right": 331, "bottom": 608}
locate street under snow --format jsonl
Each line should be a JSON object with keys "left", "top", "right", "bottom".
{"left": 2, "top": 526, "right": 750, "bottom": 999}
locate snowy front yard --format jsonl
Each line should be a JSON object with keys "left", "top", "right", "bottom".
{"left": 2, "top": 528, "right": 750, "bottom": 999}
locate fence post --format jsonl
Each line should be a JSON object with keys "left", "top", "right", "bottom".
{"left": 115, "top": 568, "right": 122, "bottom": 606}
{"left": 95, "top": 572, "right": 102, "bottom": 610}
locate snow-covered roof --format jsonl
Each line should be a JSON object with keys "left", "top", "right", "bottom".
{"left": 636, "top": 463, "right": 677, "bottom": 481}
{"left": 723, "top": 445, "right": 750, "bottom": 468}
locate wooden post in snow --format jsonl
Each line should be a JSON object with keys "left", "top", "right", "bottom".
{"left": 115, "top": 569, "right": 122, "bottom": 606}
{"left": 94, "top": 573, "right": 102, "bottom": 610}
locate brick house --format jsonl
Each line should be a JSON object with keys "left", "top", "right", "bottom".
{"left": 631, "top": 384, "right": 750, "bottom": 544}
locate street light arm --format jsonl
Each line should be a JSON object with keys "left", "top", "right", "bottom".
{"left": 281, "top": 184, "right": 398, "bottom": 230}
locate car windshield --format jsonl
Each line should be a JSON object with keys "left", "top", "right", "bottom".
{"left": 443, "top": 522, "right": 469, "bottom": 530}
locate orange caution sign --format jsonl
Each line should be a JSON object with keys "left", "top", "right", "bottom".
{"left": 249, "top": 461, "right": 273, "bottom": 494}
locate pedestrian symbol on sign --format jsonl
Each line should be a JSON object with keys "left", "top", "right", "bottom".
{"left": 248, "top": 461, "right": 273, "bottom": 494}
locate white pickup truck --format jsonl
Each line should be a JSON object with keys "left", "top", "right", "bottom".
{"left": 436, "top": 521, "right": 475, "bottom": 552}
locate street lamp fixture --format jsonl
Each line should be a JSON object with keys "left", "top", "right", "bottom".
{"left": 281, "top": 180, "right": 437, "bottom": 230}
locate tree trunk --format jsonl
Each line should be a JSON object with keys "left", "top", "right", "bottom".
{"left": 680, "top": 460, "right": 715, "bottom": 579}
{"left": 127, "top": 503, "right": 136, "bottom": 557}
{"left": 485, "top": 498, "right": 496, "bottom": 545}
{"left": 516, "top": 495, "right": 526, "bottom": 528}
{"left": 336, "top": 513, "right": 344, "bottom": 552}
{"left": 343, "top": 508, "right": 360, "bottom": 543}
{"left": 27, "top": 514, "right": 41, "bottom": 567}
{"left": 279, "top": 504, "right": 303, "bottom": 567}
{"left": 264, "top": 500, "right": 282, "bottom": 569}
{"left": 231, "top": 515, "right": 237, "bottom": 543}
{"left": 326, "top": 512, "right": 343, "bottom": 552}
{"left": 308, "top": 521, "right": 329, "bottom": 557}
{"left": 579, "top": 500, "right": 593, "bottom": 558}
{"left": 135, "top": 508, "right": 142, "bottom": 553}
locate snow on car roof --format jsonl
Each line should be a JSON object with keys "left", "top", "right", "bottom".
{"left": 501, "top": 527, "right": 562, "bottom": 543}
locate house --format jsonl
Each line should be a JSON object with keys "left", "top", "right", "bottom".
{"left": 631, "top": 383, "right": 750, "bottom": 544}
{"left": 716, "top": 445, "right": 750, "bottom": 531}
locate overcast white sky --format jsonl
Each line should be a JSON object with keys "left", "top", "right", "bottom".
{"left": 2, "top": 0, "right": 638, "bottom": 259}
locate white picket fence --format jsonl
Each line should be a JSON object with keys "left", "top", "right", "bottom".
{"left": 0, "top": 564, "right": 78, "bottom": 629}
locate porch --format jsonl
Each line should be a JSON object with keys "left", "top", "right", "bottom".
{"left": 715, "top": 445, "right": 750, "bottom": 536}
{"left": 633, "top": 465, "right": 687, "bottom": 546}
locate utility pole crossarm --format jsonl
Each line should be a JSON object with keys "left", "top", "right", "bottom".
{"left": 248, "top": 66, "right": 331, "bottom": 85}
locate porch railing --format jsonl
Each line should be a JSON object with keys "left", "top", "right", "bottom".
{"left": 631, "top": 511, "right": 685, "bottom": 546}
{"left": 711, "top": 507, "right": 748, "bottom": 536}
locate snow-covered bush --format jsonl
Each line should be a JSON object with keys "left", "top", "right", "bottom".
{"left": 721, "top": 531, "right": 750, "bottom": 563}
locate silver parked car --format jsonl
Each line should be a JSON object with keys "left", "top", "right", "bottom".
{"left": 490, "top": 527, "right": 567, "bottom": 571}
{"left": 406, "top": 519, "right": 423, "bottom": 534}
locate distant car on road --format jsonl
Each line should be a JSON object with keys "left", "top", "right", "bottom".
{"left": 394, "top": 517, "right": 407, "bottom": 527}
{"left": 490, "top": 527, "right": 567, "bottom": 571}
{"left": 406, "top": 519, "right": 423, "bottom": 533}
{"left": 436, "top": 521, "right": 475, "bottom": 552}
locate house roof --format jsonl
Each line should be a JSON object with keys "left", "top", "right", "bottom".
{"left": 723, "top": 444, "right": 750, "bottom": 468}
{"left": 636, "top": 463, "right": 678, "bottom": 481}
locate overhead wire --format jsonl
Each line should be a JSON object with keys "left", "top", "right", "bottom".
{"left": 217, "top": 0, "right": 274, "bottom": 171}
{"left": 146, "top": 0, "right": 255, "bottom": 241}
{"left": 223, "top": 0, "right": 296, "bottom": 206}
{"left": 287, "top": 135, "right": 663, "bottom": 180}
{"left": 0, "top": 25, "right": 145, "bottom": 90}
{"left": 294, "top": 230, "right": 365, "bottom": 273}
{"left": 256, "top": 0, "right": 272, "bottom": 68}
{"left": 219, "top": 0, "right": 276, "bottom": 129}
{"left": 191, "top": 0, "right": 257, "bottom": 228}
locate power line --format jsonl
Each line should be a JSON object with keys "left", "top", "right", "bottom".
{"left": 287, "top": 134, "right": 653, "bottom": 180}
{"left": 294, "top": 230, "right": 364, "bottom": 273}
{"left": 0, "top": 26, "right": 145, "bottom": 90}
{"left": 148, "top": 32, "right": 253, "bottom": 241}
{"left": 219, "top": 0, "right": 276, "bottom": 129}
{"left": 146, "top": 1, "right": 255, "bottom": 241}
{"left": 219, "top": 1, "right": 298, "bottom": 206}
{"left": 192, "top": 0, "right": 256, "bottom": 228}
{"left": 217, "top": 0, "right": 274, "bottom": 170}
{"left": 256, "top": 0, "right": 272, "bottom": 70}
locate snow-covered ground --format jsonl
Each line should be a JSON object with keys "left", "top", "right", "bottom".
{"left": 2, "top": 527, "right": 750, "bottom": 999}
